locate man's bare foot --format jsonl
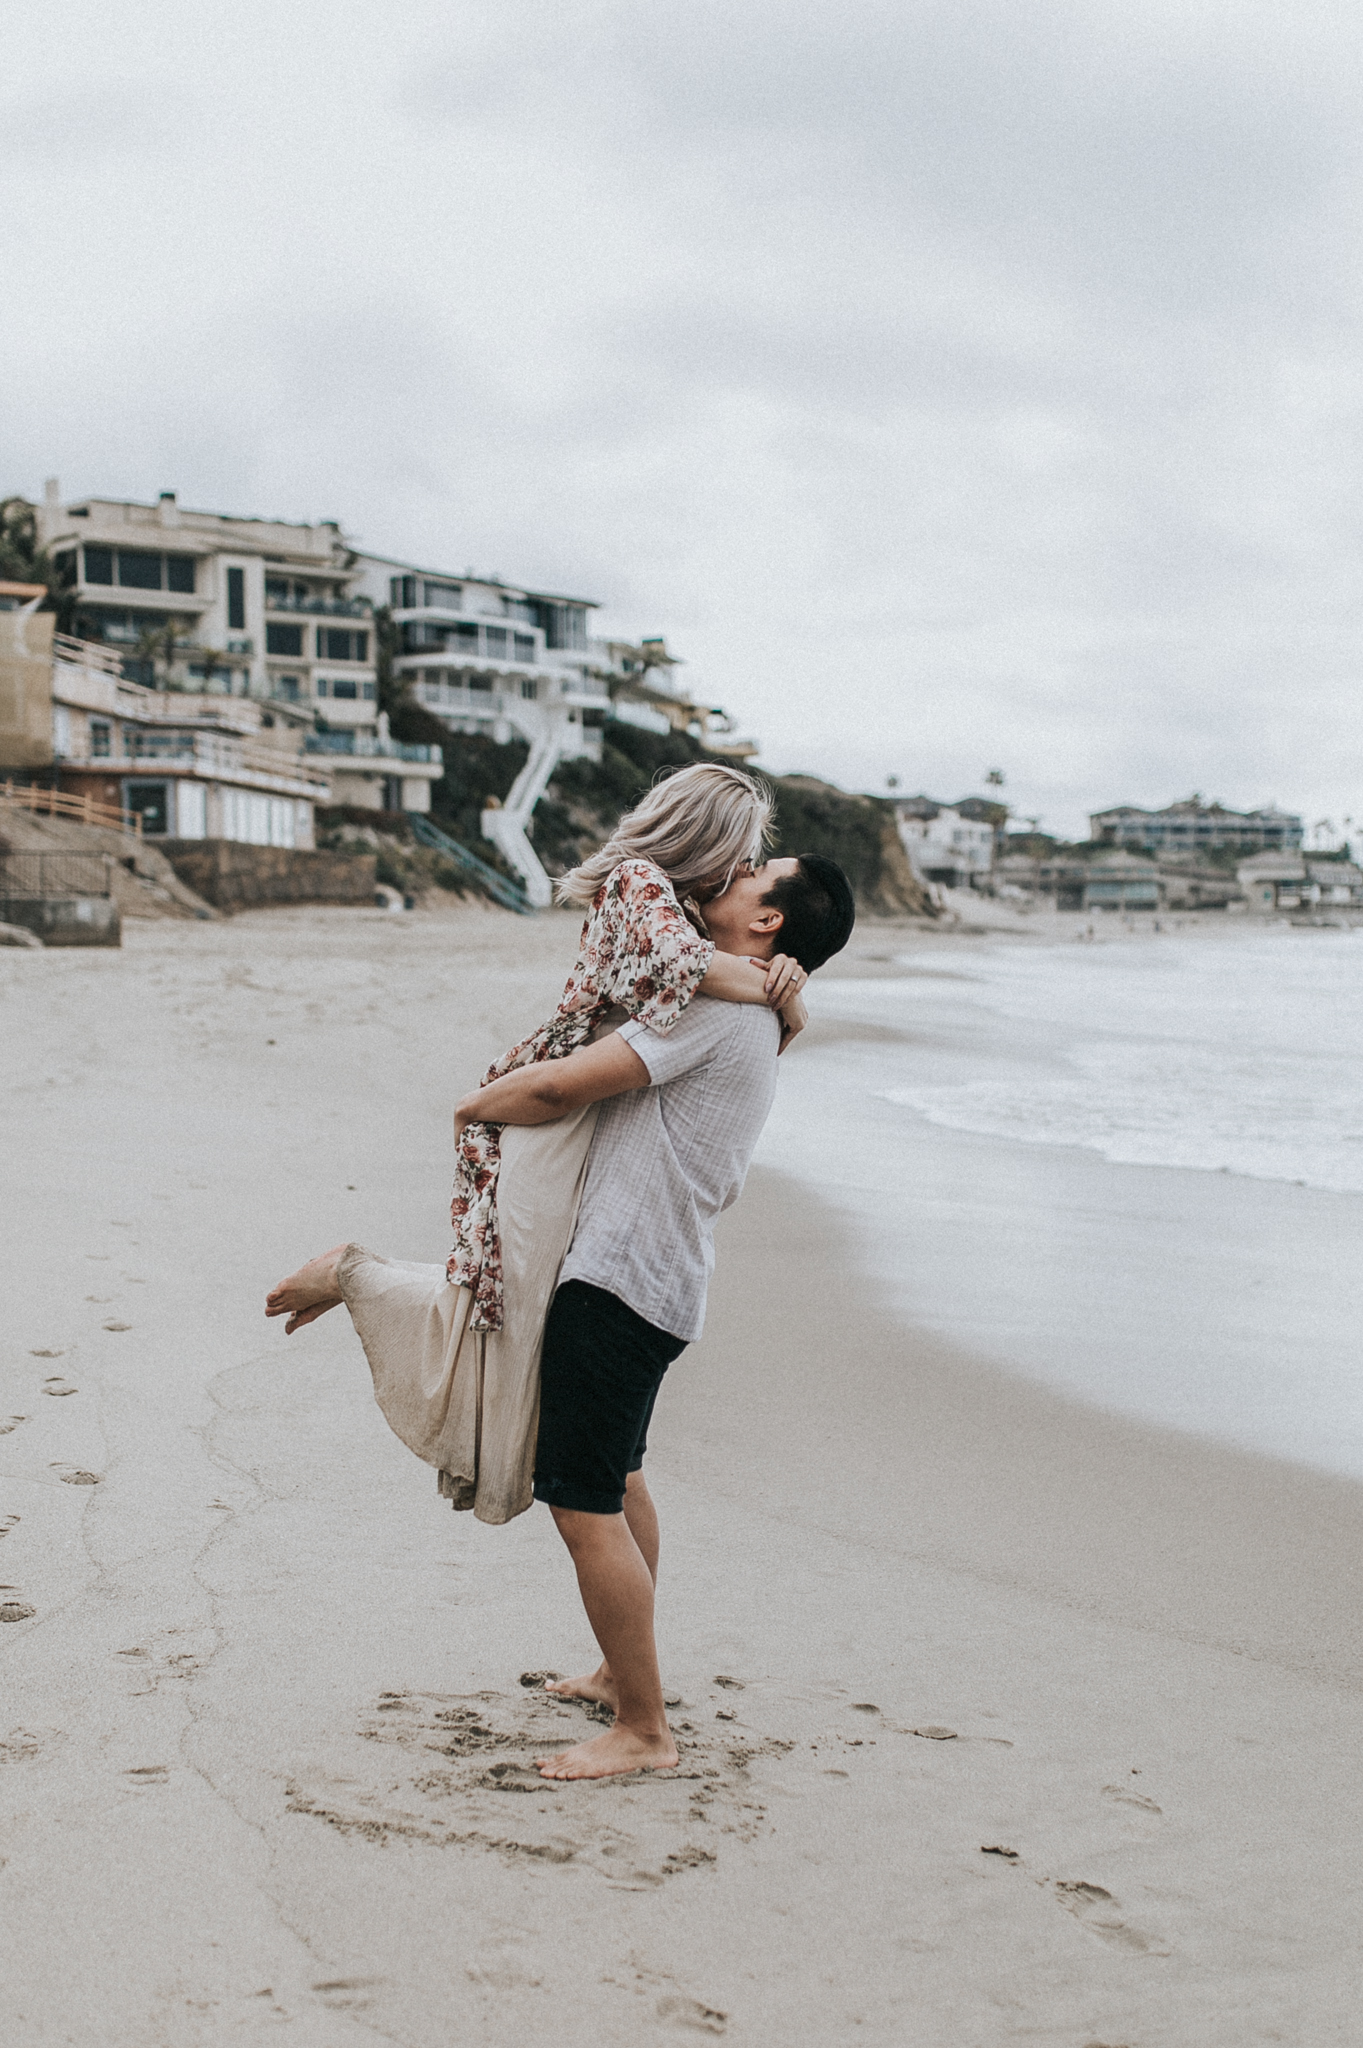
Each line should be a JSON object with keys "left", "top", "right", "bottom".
{"left": 545, "top": 1664, "right": 619, "bottom": 1713}
{"left": 535, "top": 1724, "right": 679, "bottom": 1781}
{"left": 265, "top": 1246, "right": 348, "bottom": 1334}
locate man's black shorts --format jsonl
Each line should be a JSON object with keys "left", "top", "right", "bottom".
{"left": 533, "top": 1280, "right": 688, "bottom": 1516}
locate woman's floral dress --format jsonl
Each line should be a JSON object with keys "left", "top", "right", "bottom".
{"left": 447, "top": 858, "right": 715, "bottom": 1330}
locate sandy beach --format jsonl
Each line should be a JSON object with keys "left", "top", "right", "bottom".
{"left": 3, "top": 900, "right": 1362, "bottom": 2046}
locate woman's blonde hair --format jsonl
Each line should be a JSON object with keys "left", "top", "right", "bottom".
{"left": 555, "top": 761, "right": 775, "bottom": 909}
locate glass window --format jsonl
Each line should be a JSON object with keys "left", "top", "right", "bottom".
{"left": 166, "top": 554, "right": 196, "bottom": 594}
{"left": 84, "top": 545, "right": 114, "bottom": 584}
{"left": 266, "top": 622, "right": 303, "bottom": 656}
{"left": 423, "top": 579, "right": 462, "bottom": 608}
{"left": 520, "top": 678, "right": 537, "bottom": 700}
{"left": 331, "top": 677, "right": 358, "bottom": 699}
{"left": 514, "top": 634, "right": 535, "bottom": 661}
{"left": 265, "top": 578, "right": 289, "bottom": 603}
{"left": 390, "top": 575, "right": 417, "bottom": 608}
{"left": 273, "top": 675, "right": 301, "bottom": 702}
{"left": 227, "top": 565, "right": 245, "bottom": 628}
{"left": 316, "top": 627, "right": 367, "bottom": 662}
{"left": 485, "top": 626, "right": 508, "bottom": 655}
{"left": 454, "top": 621, "right": 478, "bottom": 644}
{"left": 361, "top": 681, "right": 376, "bottom": 699}
{"left": 315, "top": 677, "right": 329, "bottom": 696}
{"left": 118, "top": 550, "right": 163, "bottom": 590}
{"left": 90, "top": 719, "right": 112, "bottom": 758}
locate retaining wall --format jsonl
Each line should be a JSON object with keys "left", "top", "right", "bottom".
{"left": 158, "top": 841, "right": 378, "bottom": 912}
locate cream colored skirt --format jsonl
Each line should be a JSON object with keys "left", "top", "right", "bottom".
{"left": 337, "top": 1103, "right": 600, "bottom": 1525}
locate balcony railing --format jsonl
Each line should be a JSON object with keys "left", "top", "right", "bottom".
{"left": 304, "top": 733, "right": 442, "bottom": 765}
{"left": 264, "top": 594, "right": 372, "bottom": 617}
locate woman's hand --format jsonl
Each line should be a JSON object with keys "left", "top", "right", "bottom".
{"left": 758, "top": 952, "right": 808, "bottom": 1008}
{"left": 776, "top": 989, "right": 808, "bottom": 1054}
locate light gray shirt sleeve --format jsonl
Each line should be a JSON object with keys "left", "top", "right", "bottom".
{"left": 617, "top": 997, "right": 748, "bottom": 1085}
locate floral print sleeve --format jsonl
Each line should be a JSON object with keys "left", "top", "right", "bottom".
{"left": 447, "top": 860, "right": 715, "bottom": 1328}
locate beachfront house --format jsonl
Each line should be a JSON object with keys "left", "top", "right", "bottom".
{"left": 347, "top": 563, "right": 754, "bottom": 905}
{"left": 29, "top": 485, "right": 442, "bottom": 820}
{"left": 1236, "top": 853, "right": 1363, "bottom": 912}
{"left": 1082, "top": 850, "right": 1163, "bottom": 912}
{"left": 1, "top": 576, "right": 332, "bottom": 843}
{"left": 1091, "top": 797, "right": 1303, "bottom": 855}
{"left": 894, "top": 796, "right": 995, "bottom": 888}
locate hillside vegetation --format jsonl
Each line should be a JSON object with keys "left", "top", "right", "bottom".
{"left": 382, "top": 700, "right": 931, "bottom": 915}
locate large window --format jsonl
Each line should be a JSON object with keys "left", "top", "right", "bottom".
{"left": 330, "top": 677, "right": 358, "bottom": 699}
{"left": 316, "top": 627, "right": 368, "bottom": 662}
{"left": 424, "top": 579, "right": 462, "bottom": 609}
{"left": 266, "top": 622, "right": 304, "bottom": 656}
{"left": 83, "top": 546, "right": 195, "bottom": 592}
{"left": 90, "top": 719, "right": 112, "bottom": 758}
{"left": 227, "top": 566, "right": 245, "bottom": 630}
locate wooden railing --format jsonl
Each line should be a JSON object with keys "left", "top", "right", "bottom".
{"left": 0, "top": 780, "right": 142, "bottom": 837}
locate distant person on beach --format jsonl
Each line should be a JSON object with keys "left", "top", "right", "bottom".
{"left": 449, "top": 848, "right": 854, "bottom": 1780}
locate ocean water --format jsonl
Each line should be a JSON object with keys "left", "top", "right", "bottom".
{"left": 756, "top": 925, "right": 1363, "bottom": 1477}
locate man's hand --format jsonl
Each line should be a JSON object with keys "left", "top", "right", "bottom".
{"left": 454, "top": 1032, "right": 651, "bottom": 1140}
{"left": 777, "top": 989, "right": 808, "bottom": 1054}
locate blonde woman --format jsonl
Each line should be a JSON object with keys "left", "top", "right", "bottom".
{"left": 267, "top": 765, "right": 810, "bottom": 1521}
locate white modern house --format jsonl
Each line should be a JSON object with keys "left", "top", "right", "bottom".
{"left": 894, "top": 796, "right": 995, "bottom": 887}
{"left": 351, "top": 553, "right": 621, "bottom": 906}
{"left": 32, "top": 485, "right": 442, "bottom": 818}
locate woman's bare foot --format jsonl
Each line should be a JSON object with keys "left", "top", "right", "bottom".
{"left": 535, "top": 1725, "right": 679, "bottom": 1781}
{"left": 545, "top": 1664, "right": 619, "bottom": 1713}
{"left": 265, "top": 1246, "right": 348, "bottom": 1334}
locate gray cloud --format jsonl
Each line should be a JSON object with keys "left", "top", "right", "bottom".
{"left": 3, "top": 0, "right": 1363, "bottom": 830}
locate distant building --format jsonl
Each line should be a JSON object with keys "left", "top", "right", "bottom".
{"left": 601, "top": 637, "right": 756, "bottom": 760}
{"left": 31, "top": 484, "right": 442, "bottom": 816}
{"left": 1, "top": 581, "right": 333, "bottom": 845}
{"left": 1091, "top": 798, "right": 1302, "bottom": 855}
{"left": 1082, "top": 850, "right": 1162, "bottom": 912}
{"left": 1236, "top": 853, "right": 1363, "bottom": 912}
{"left": 893, "top": 796, "right": 995, "bottom": 887}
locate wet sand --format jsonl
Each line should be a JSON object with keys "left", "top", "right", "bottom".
{"left": 2, "top": 903, "right": 1360, "bottom": 2045}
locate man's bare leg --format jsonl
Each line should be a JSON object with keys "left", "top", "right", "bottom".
{"left": 545, "top": 1470, "right": 658, "bottom": 1712}
{"left": 535, "top": 1493, "right": 678, "bottom": 1780}
{"left": 265, "top": 1245, "right": 348, "bottom": 1334}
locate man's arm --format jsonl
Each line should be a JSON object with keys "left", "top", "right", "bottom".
{"left": 455, "top": 1032, "right": 651, "bottom": 1142}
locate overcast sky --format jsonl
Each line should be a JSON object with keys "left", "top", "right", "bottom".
{"left": 4, "top": 0, "right": 1362, "bottom": 835}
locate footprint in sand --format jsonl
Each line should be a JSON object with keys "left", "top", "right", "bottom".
{"left": 29, "top": 1349, "right": 64, "bottom": 1359}
{"left": 124, "top": 1765, "right": 170, "bottom": 1785}
{"left": 52, "top": 1467, "right": 102, "bottom": 1486}
{"left": 713, "top": 1675, "right": 744, "bottom": 1690}
{"left": 655, "top": 1992, "right": 728, "bottom": 2035}
{"left": 0, "top": 1420, "right": 26, "bottom": 1439}
{"left": 1054, "top": 1880, "right": 1164, "bottom": 1954}
{"left": 911, "top": 1726, "right": 958, "bottom": 1741}
{"left": 0, "top": 1602, "right": 37, "bottom": 1623}
{"left": 42, "top": 1378, "right": 77, "bottom": 1398}
{"left": 102, "top": 1322, "right": 132, "bottom": 1333}
{"left": 0, "top": 1517, "right": 18, "bottom": 1538}
{"left": 1102, "top": 1783, "right": 1162, "bottom": 1815}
